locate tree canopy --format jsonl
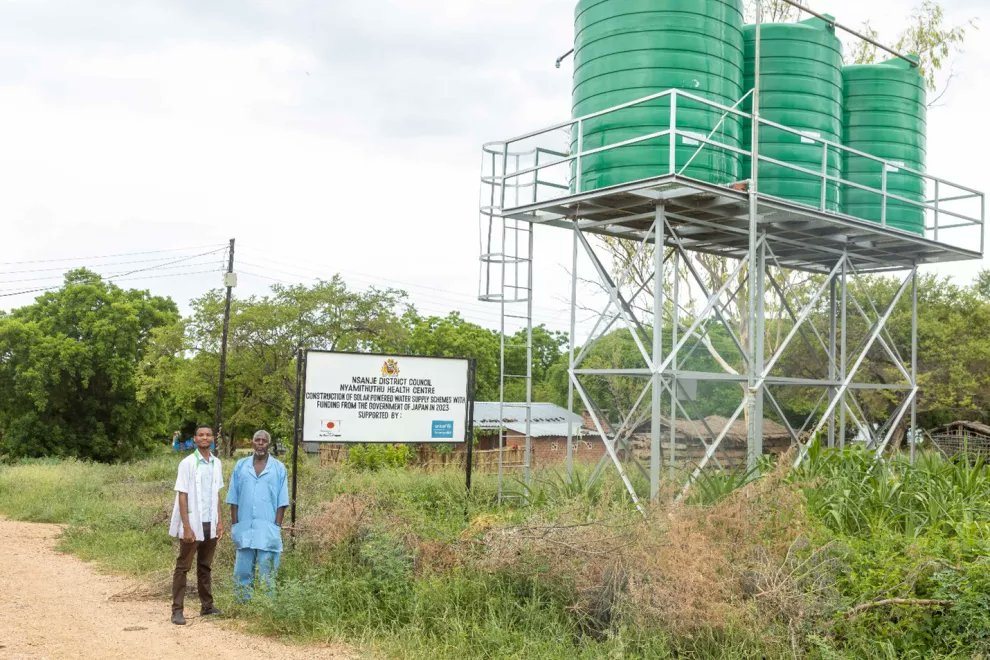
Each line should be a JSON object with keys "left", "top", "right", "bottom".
{"left": 0, "top": 270, "right": 178, "bottom": 461}
{"left": 4, "top": 264, "right": 990, "bottom": 462}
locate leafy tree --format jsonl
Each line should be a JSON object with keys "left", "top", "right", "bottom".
{"left": 150, "top": 276, "right": 410, "bottom": 448}
{"left": 403, "top": 312, "right": 501, "bottom": 400}
{"left": 401, "top": 313, "right": 566, "bottom": 404}
{"left": 771, "top": 273, "right": 990, "bottom": 432}
{"left": 849, "top": 1, "right": 973, "bottom": 92}
{"left": 853, "top": 274, "right": 990, "bottom": 428}
{"left": 973, "top": 269, "right": 990, "bottom": 301}
{"left": 0, "top": 270, "right": 178, "bottom": 461}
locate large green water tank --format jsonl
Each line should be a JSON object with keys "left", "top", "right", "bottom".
{"left": 742, "top": 16, "right": 843, "bottom": 210}
{"left": 842, "top": 57, "right": 926, "bottom": 234}
{"left": 571, "top": 0, "right": 744, "bottom": 191}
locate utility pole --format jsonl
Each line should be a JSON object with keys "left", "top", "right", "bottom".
{"left": 215, "top": 238, "right": 236, "bottom": 456}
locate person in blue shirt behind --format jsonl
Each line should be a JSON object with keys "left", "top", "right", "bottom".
{"left": 183, "top": 435, "right": 195, "bottom": 451}
{"left": 225, "top": 429, "right": 290, "bottom": 600}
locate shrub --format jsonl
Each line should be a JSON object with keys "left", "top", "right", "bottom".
{"left": 347, "top": 444, "right": 413, "bottom": 471}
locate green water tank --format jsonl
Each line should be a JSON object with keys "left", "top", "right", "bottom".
{"left": 842, "top": 56, "right": 926, "bottom": 234}
{"left": 571, "top": 0, "right": 744, "bottom": 191}
{"left": 742, "top": 16, "right": 843, "bottom": 210}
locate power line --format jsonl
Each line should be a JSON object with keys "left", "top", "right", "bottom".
{"left": 0, "top": 242, "right": 228, "bottom": 267}
{"left": 0, "top": 251, "right": 228, "bottom": 277}
{"left": 0, "top": 269, "right": 223, "bottom": 299}
{"left": 0, "top": 259, "right": 224, "bottom": 288}
{"left": 107, "top": 248, "right": 226, "bottom": 279}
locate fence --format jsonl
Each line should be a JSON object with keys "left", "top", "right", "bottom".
{"left": 318, "top": 443, "right": 606, "bottom": 472}
{"left": 930, "top": 431, "right": 990, "bottom": 458}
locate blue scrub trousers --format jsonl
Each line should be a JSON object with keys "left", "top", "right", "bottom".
{"left": 233, "top": 548, "right": 280, "bottom": 601}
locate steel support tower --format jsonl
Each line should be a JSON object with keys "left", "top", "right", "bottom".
{"left": 479, "top": 10, "right": 985, "bottom": 506}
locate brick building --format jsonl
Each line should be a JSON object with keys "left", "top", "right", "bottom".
{"left": 473, "top": 402, "right": 606, "bottom": 464}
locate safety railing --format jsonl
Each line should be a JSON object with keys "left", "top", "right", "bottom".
{"left": 479, "top": 89, "right": 985, "bottom": 254}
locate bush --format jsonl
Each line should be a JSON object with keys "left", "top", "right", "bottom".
{"left": 347, "top": 444, "right": 413, "bottom": 471}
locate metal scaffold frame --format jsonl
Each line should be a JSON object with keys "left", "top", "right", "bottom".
{"left": 478, "top": 0, "right": 985, "bottom": 503}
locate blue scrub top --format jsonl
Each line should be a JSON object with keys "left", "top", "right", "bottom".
{"left": 225, "top": 455, "right": 290, "bottom": 552}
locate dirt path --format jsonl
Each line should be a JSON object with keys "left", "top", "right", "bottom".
{"left": 0, "top": 518, "right": 355, "bottom": 660}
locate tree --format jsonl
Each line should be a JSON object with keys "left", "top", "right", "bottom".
{"left": 403, "top": 312, "right": 501, "bottom": 400}
{"left": 150, "top": 276, "right": 411, "bottom": 446}
{"left": 0, "top": 270, "right": 179, "bottom": 461}
{"left": 852, "top": 274, "right": 990, "bottom": 428}
{"left": 744, "top": 0, "right": 803, "bottom": 23}
{"left": 402, "top": 313, "right": 566, "bottom": 404}
{"left": 848, "top": 1, "right": 973, "bottom": 92}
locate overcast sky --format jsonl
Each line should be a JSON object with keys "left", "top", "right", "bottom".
{"left": 0, "top": 0, "right": 986, "bottom": 335}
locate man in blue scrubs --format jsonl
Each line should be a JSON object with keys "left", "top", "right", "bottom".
{"left": 225, "top": 429, "right": 290, "bottom": 600}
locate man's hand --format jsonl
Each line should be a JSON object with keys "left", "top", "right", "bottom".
{"left": 216, "top": 520, "right": 224, "bottom": 540}
{"left": 182, "top": 525, "right": 196, "bottom": 544}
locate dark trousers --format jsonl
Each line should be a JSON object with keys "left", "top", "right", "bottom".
{"left": 171, "top": 522, "right": 218, "bottom": 613}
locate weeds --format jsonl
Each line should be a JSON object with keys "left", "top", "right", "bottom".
{"left": 1, "top": 447, "right": 989, "bottom": 657}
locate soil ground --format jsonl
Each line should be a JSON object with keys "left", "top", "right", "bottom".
{"left": 0, "top": 518, "right": 354, "bottom": 659}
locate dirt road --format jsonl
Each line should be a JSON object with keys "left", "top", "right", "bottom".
{"left": 0, "top": 518, "right": 354, "bottom": 659}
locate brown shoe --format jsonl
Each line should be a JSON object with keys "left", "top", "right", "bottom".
{"left": 171, "top": 611, "right": 186, "bottom": 625}
{"left": 200, "top": 607, "right": 222, "bottom": 616}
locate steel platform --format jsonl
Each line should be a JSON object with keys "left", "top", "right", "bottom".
{"left": 501, "top": 174, "right": 982, "bottom": 274}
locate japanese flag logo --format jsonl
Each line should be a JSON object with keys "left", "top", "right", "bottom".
{"left": 319, "top": 420, "right": 342, "bottom": 438}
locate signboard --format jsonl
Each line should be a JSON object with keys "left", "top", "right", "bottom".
{"left": 302, "top": 351, "right": 470, "bottom": 443}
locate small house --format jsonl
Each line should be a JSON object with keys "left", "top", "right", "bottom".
{"left": 630, "top": 415, "right": 793, "bottom": 469}
{"left": 473, "top": 401, "right": 605, "bottom": 463}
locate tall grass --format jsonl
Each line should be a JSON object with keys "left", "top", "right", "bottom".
{"left": 794, "top": 443, "right": 990, "bottom": 540}
{"left": 2, "top": 446, "right": 989, "bottom": 658}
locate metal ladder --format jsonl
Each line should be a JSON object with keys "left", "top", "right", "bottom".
{"left": 479, "top": 146, "right": 534, "bottom": 502}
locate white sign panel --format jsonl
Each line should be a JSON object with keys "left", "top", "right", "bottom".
{"left": 303, "top": 352, "right": 470, "bottom": 443}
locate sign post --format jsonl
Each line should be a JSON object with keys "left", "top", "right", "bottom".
{"left": 301, "top": 351, "right": 471, "bottom": 444}
{"left": 289, "top": 351, "right": 474, "bottom": 528}
{"left": 465, "top": 358, "right": 476, "bottom": 493}
{"left": 290, "top": 347, "right": 304, "bottom": 533}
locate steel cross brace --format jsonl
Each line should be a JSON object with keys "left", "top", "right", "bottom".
{"left": 793, "top": 267, "right": 917, "bottom": 466}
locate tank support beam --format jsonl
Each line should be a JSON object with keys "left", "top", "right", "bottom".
{"left": 559, "top": 217, "right": 919, "bottom": 504}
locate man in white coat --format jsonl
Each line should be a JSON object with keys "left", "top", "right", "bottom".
{"left": 169, "top": 424, "right": 224, "bottom": 625}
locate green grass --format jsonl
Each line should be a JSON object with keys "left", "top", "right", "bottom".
{"left": 2, "top": 447, "right": 989, "bottom": 658}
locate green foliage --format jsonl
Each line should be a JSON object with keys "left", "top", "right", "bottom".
{"left": 158, "top": 276, "right": 410, "bottom": 443}
{"left": 506, "top": 466, "right": 612, "bottom": 512}
{"left": 347, "top": 443, "right": 413, "bottom": 471}
{"left": 402, "top": 311, "right": 500, "bottom": 400}
{"left": 357, "top": 524, "right": 416, "bottom": 614}
{"left": 796, "top": 445, "right": 990, "bottom": 539}
{"left": 771, "top": 272, "right": 990, "bottom": 429}
{"left": 3, "top": 449, "right": 990, "bottom": 657}
{"left": 851, "top": 1, "right": 974, "bottom": 91}
{"left": 402, "top": 312, "right": 565, "bottom": 403}
{"left": 0, "top": 270, "right": 179, "bottom": 462}
{"left": 686, "top": 463, "right": 761, "bottom": 505}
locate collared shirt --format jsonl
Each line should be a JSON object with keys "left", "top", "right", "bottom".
{"left": 169, "top": 451, "right": 224, "bottom": 541}
{"left": 194, "top": 451, "right": 215, "bottom": 523}
{"left": 225, "top": 455, "right": 290, "bottom": 552}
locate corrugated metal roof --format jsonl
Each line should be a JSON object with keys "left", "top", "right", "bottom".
{"left": 474, "top": 401, "right": 584, "bottom": 426}
{"left": 473, "top": 402, "right": 592, "bottom": 437}
{"left": 505, "top": 421, "right": 590, "bottom": 438}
